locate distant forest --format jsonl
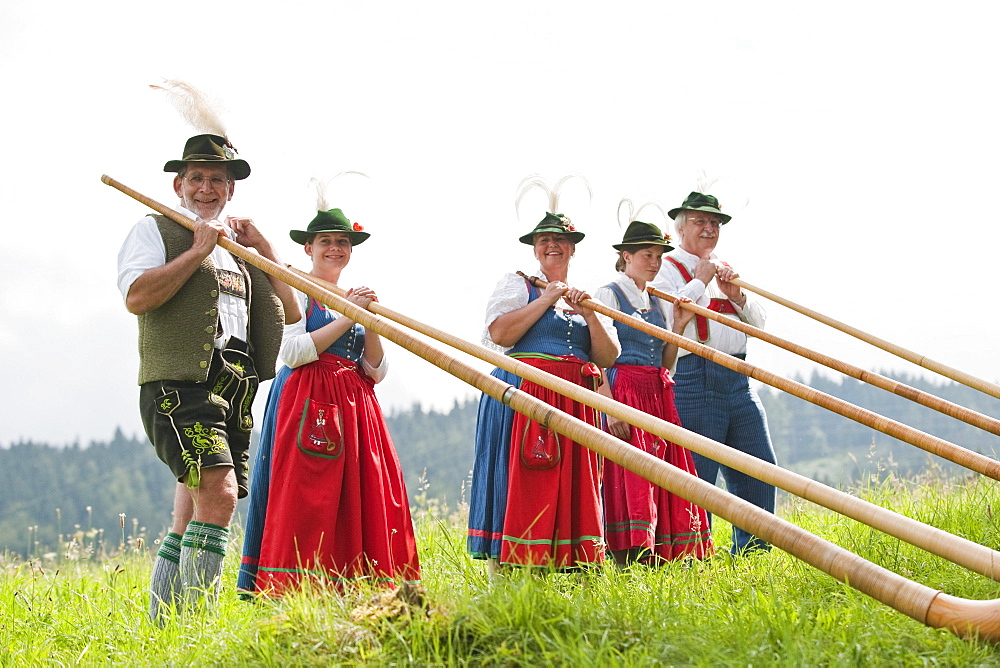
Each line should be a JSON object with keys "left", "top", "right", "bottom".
{"left": 2, "top": 371, "right": 998, "bottom": 557}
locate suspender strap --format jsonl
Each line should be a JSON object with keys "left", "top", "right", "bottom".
{"left": 664, "top": 256, "right": 738, "bottom": 343}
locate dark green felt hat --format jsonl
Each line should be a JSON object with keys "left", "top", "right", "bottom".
{"left": 518, "top": 212, "right": 585, "bottom": 245}
{"left": 289, "top": 208, "right": 370, "bottom": 245}
{"left": 163, "top": 134, "right": 251, "bottom": 180}
{"left": 668, "top": 191, "right": 731, "bottom": 224}
{"left": 612, "top": 220, "right": 674, "bottom": 251}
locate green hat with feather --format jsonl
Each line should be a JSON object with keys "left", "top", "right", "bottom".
{"left": 163, "top": 134, "right": 251, "bottom": 180}
{"left": 668, "top": 191, "right": 731, "bottom": 224}
{"left": 518, "top": 213, "right": 585, "bottom": 245}
{"left": 612, "top": 220, "right": 674, "bottom": 251}
{"left": 289, "top": 208, "right": 370, "bottom": 245}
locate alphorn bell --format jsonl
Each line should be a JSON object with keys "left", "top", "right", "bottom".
{"left": 647, "top": 285, "right": 1000, "bottom": 437}
{"left": 102, "top": 174, "right": 1000, "bottom": 640}
{"left": 730, "top": 276, "right": 1000, "bottom": 401}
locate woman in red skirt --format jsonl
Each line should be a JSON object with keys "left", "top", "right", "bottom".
{"left": 593, "top": 210, "right": 713, "bottom": 565}
{"left": 468, "top": 175, "right": 620, "bottom": 572}
{"left": 239, "top": 205, "right": 420, "bottom": 596}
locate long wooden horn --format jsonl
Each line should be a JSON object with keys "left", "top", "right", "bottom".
{"left": 646, "top": 285, "right": 1000, "bottom": 437}
{"left": 101, "top": 174, "right": 1000, "bottom": 640}
{"left": 730, "top": 277, "right": 1000, "bottom": 400}
{"left": 519, "top": 273, "right": 1000, "bottom": 481}
{"left": 102, "top": 171, "right": 1000, "bottom": 577}
{"left": 102, "top": 174, "right": 1000, "bottom": 580}
{"left": 285, "top": 263, "right": 1000, "bottom": 584}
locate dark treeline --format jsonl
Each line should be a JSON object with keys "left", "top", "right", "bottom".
{"left": 2, "top": 373, "right": 998, "bottom": 556}
{"left": 0, "top": 400, "right": 480, "bottom": 558}
{"left": 387, "top": 398, "right": 479, "bottom": 509}
{"left": 760, "top": 370, "right": 1000, "bottom": 485}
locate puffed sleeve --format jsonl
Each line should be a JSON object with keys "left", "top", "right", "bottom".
{"left": 481, "top": 273, "right": 530, "bottom": 351}
{"left": 591, "top": 285, "right": 618, "bottom": 310}
{"left": 587, "top": 285, "right": 620, "bottom": 353}
{"left": 278, "top": 291, "right": 318, "bottom": 368}
{"left": 361, "top": 346, "right": 388, "bottom": 383}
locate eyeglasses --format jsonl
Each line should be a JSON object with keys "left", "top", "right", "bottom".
{"left": 687, "top": 217, "right": 721, "bottom": 229}
{"left": 183, "top": 174, "right": 230, "bottom": 187}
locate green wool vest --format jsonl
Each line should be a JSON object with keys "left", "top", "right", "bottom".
{"left": 136, "top": 215, "right": 283, "bottom": 385}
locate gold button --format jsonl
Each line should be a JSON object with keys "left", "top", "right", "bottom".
{"left": 199, "top": 361, "right": 208, "bottom": 368}
{"left": 210, "top": 290, "right": 219, "bottom": 297}
{"left": 203, "top": 343, "right": 213, "bottom": 351}
{"left": 209, "top": 309, "right": 218, "bottom": 316}
{"left": 205, "top": 326, "right": 215, "bottom": 334}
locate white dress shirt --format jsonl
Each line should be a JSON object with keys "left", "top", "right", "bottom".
{"left": 650, "top": 247, "right": 765, "bottom": 357}
{"left": 117, "top": 204, "right": 249, "bottom": 346}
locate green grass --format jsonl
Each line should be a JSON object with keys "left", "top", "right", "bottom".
{"left": 4, "top": 472, "right": 1000, "bottom": 665}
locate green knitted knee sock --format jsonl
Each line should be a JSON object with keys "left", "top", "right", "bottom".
{"left": 180, "top": 522, "right": 229, "bottom": 609}
{"left": 149, "top": 532, "right": 182, "bottom": 622}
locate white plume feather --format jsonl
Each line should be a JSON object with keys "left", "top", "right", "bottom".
{"left": 514, "top": 174, "right": 550, "bottom": 221}
{"left": 310, "top": 172, "right": 370, "bottom": 211}
{"left": 550, "top": 173, "right": 592, "bottom": 214}
{"left": 695, "top": 169, "right": 720, "bottom": 195}
{"left": 633, "top": 201, "right": 669, "bottom": 225}
{"left": 514, "top": 173, "right": 592, "bottom": 221}
{"left": 150, "top": 79, "right": 228, "bottom": 137}
{"left": 694, "top": 171, "right": 751, "bottom": 210}
{"left": 616, "top": 198, "right": 635, "bottom": 229}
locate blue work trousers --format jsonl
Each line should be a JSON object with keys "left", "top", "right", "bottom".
{"left": 673, "top": 353, "right": 776, "bottom": 554}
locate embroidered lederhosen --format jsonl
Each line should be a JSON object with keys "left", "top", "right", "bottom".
{"left": 141, "top": 339, "right": 259, "bottom": 497}
{"left": 664, "top": 257, "right": 738, "bottom": 343}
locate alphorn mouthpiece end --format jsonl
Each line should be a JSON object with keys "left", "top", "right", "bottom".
{"left": 516, "top": 271, "right": 541, "bottom": 287}
{"left": 101, "top": 174, "right": 113, "bottom": 185}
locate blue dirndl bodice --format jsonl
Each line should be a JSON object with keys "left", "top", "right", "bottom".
{"left": 506, "top": 282, "right": 592, "bottom": 361}
{"left": 305, "top": 298, "right": 365, "bottom": 362}
{"left": 605, "top": 282, "right": 664, "bottom": 368}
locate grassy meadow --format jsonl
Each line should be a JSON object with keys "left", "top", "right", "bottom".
{"left": 4, "top": 471, "right": 1000, "bottom": 666}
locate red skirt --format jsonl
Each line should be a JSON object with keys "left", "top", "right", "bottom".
{"left": 603, "top": 365, "right": 713, "bottom": 560}
{"left": 500, "top": 357, "right": 605, "bottom": 568}
{"left": 254, "top": 354, "right": 420, "bottom": 593}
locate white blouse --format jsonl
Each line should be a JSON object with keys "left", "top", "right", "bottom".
{"left": 279, "top": 289, "right": 388, "bottom": 383}
{"left": 481, "top": 268, "right": 619, "bottom": 354}
{"left": 592, "top": 271, "right": 671, "bottom": 320}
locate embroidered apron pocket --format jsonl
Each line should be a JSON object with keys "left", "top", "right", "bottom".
{"left": 296, "top": 398, "right": 344, "bottom": 459}
{"left": 520, "top": 420, "right": 562, "bottom": 470}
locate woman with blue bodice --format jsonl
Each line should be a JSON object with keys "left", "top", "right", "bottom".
{"left": 592, "top": 218, "right": 713, "bottom": 565}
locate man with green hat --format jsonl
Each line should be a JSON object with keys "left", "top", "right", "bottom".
{"left": 116, "top": 134, "right": 299, "bottom": 620}
{"left": 651, "top": 191, "right": 776, "bottom": 555}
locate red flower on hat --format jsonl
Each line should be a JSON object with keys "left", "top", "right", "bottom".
{"left": 664, "top": 233, "right": 672, "bottom": 243}
{"left": 352, "top": 222, "right": 364, "bottom": 231}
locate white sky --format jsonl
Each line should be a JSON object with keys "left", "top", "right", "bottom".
{"left": 2, "top": 1, "right": 999, "bottom": 446}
